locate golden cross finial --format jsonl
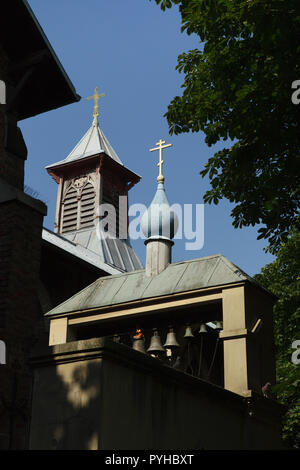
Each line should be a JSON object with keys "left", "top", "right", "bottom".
{"left": 87, "top": 86, "right": 105, "bottom": 120}
{"left": 149, "top": 138, "right": 172, "bottom": 183}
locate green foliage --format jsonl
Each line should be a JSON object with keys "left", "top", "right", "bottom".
{"left": 254, "top": 228, "right": 300, "bottom": 448}
{"left": 152, "top": 0, "right": 180, "bottom": 10}
{"left": 151, "top": 0, "right": 300, "bottom": 251}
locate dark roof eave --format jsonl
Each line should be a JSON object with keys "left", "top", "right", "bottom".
{"left": 2, "top": 0, "right": 80, "bottom": 120}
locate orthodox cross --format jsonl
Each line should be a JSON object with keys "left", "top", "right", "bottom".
{"left": 87, "top": 86, "right": 105, "bottom": 119}
{"left": 149, "top": 139, "right": 172, "bottom": 183}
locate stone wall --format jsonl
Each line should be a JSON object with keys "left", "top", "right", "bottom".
{"left": 0, "top": 44, "right": 45, "bottom": 448}
{"left": 0, "top": 196, "right": 46, "bottom": 448}
{"left": 29, "top": 338, "right": 285, "bottom": 450}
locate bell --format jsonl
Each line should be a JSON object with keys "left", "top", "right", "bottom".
{"left": 132, "top": 337, "right": 146, "bottom": 354}
{"left": 147, "top": 329, "right": 165, "bottom": 354}
{"left": 172, "top": 355, "right": 182, "bottom": 370}
{"left": 215, "top": 321, "right": 223, "bottom": 331}
{"left": 184, "top": 325, "right": 194, "bottom": 338}
{"left": 113, "top": 334, "right": 121, "bottom": 343}
{"left": 164, "top": 327, "right": 180, "bottom": 349}
{"left": 199, "top": 323, "right": 208, "bottom": 334}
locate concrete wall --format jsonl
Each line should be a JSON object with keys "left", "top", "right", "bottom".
{"left": 29, "top": 338, "right": 284, "bottom": 450}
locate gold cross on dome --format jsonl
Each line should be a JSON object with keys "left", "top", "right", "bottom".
{"left": 87, "top": 86, "right": 105, "bottom": 119}
{"left": 149, "top": 139, "right": 172, "bottom": 183}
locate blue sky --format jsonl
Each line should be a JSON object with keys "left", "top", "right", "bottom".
{"left": 20, "top": 0, "right": 274, "bottom": 276}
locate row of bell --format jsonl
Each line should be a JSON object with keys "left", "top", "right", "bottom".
{"left": 132, "top": 322, "right": 222, "bottom": 354}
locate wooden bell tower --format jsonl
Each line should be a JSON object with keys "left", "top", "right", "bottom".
{"left": 46, "top": 88, "right": 142, "bottom": 272}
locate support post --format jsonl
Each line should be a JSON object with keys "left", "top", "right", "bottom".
{"left": 220, "top": 286, "right": 251, "bottom": 396}
{"left": 49, "top": 318, "right": 68, "bottom": 346}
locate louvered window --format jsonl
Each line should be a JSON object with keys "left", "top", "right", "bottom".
{"left": 80, "top": 183, "right": 95, "bottom": 229}
{"left": 61, "top": 182, "right": 95, "bottom": 233}
{"left": 62, "top": 186, "right": 78, "bottom": 232}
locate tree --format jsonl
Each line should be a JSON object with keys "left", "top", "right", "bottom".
{"left": 254, "top": 228, "right": 300, "bottom": 448}
{"left": 151, "top": 0, "right": 300, "bottom": 251}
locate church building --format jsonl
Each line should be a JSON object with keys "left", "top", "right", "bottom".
{"left": 30, "top": 124, "right": 285, "bottom": 450}
{"left": 44, "top": 86, "right": 142, "bottom": 275}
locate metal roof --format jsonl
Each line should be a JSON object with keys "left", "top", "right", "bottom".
{"left": 141, "top": 181, "right": 178, "bottom": 241}
{"left": 1, "top": 0, "right": 80, "bottom": 120}
{"left": 62, "top": 227, "right": 143, "bottom": 272}
{"left": 45, "top": 254, "right": 265, "bottom": 317}
{"left": 42, "top": 228, "right": 120, "bottom": 275}
{"left": 42, "top": 227, "right": 143, "bottom": 276}
{"left": 46, "top": 119, "right": 122, "bottom": 169}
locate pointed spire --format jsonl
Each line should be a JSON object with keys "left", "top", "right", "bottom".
{"left": 46, "top": 87, "right": 122, "bottom": 169}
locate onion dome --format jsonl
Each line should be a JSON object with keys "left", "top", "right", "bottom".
{"left": 141, "top": 180, "right": 178, "bottom": 242}
{"left": 141, "top": 138, "right": 178, "bottom": 243}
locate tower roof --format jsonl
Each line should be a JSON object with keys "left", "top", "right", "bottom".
{"left": 46, "top": 117, "right": 123, "bottom": 170}
{"left": 141, "top": 181, "right": 178, "bottom": 241}
{"left": 45, "top": 254, "right": 276, "bottom": 317}
{"left": 141, "top": 138, "right": 177, "bottom": 243}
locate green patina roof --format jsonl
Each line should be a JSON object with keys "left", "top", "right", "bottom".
{"left": 45, "top": 254, "right": 270, "bottom": 317}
